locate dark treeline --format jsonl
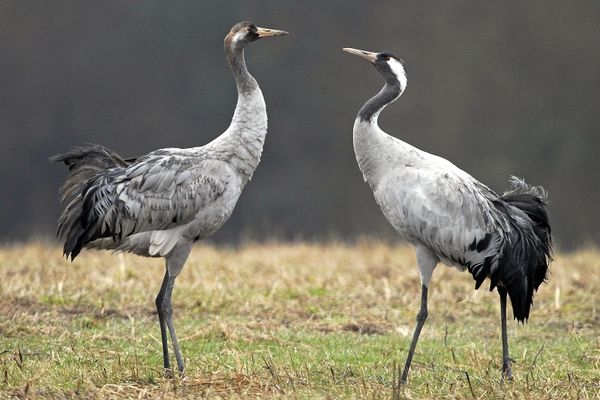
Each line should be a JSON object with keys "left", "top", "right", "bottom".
{"left": 1, "top": 1, "right": 599, "bottom": 249}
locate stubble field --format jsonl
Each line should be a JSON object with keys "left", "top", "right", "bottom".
{"left": 0, "top": 241, "right": 598, "bottom": 399}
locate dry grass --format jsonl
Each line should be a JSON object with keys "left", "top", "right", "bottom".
{"left": 0, "top": 240, "right": 598, "bottom": 399}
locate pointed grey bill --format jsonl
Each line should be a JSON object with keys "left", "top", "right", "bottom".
{"left": 342, "top": 47, "right": 377, "bottom": 63}
{"left": 256, "top": 27, "right": 289, "bottom": 38}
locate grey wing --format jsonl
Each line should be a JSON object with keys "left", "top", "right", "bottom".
{"left": 94, "top": 153, "right": 235, "bottom": 240}
{"left": 375, "top": 168, "right": 502, "bottom": 266}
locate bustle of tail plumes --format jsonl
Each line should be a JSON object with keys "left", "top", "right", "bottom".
{"left": 50, "top": 144, "right": 130, "bottom": 260}
{"left": 493, "top": 176, "right": 552, "bottom": 322}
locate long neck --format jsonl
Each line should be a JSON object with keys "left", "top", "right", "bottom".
{"left": 210, "top": 44, "right": 268, "bottom": 183}
{"left": 358, "top": 81, "right": 402, "bottom": 124}
{"left": 353, "top": 81, "right": 406, "bottom": 187}
{"left": 226, "top": 44, "right": 258, "bottom": 94}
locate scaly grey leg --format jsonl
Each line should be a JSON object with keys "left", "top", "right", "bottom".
{"left": 155, "top": 270, "right": 172, "bottom": 377}
{"left": 162, "top": 275, "right": 184, "bottom": 374}
{"left": 499, "top": 287, "right": 513, "bottom": 381}
{"left": 400, "top": 284, "right": 429, "bottom": 384}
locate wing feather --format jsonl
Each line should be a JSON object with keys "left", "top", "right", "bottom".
{"left": 376, "top": 167, "right": 500, "bottom": 266}
{"left": 86, "top": 153, "right": 232, "bottom": 241}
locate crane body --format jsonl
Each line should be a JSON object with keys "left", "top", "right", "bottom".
{"left": 52, "top": 22, "right": 287, "bottom": 376}
{"left": 344, "top": 47, "right": 551, "bottom": 383}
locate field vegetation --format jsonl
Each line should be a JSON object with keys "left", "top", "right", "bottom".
{"left": 1, "top": 241, "right": 598, "bottom": 399}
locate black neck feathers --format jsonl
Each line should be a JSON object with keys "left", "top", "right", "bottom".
{"left": 358, "top": 80, "right": 402, "bottom": 122}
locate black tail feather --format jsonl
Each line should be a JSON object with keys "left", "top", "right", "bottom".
{"left": 495, "top": 177, "right": 552, "bottom": 322}
{"left": 51, "top": 144, "right": 129, "bottom": 260}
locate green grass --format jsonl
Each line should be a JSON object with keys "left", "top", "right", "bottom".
{"left": 0, "top": 241, "right": 599, "bottom": 398}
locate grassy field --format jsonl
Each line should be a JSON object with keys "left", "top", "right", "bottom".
{"left": 0, "top": 241, "right": 598, "bottom": 399}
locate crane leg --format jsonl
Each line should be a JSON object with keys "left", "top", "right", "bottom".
{"left": 163, "top": 274, "right": 184, "bottom": 375}
{"left": 155, "top": 271, "right": 173, "bottom": 377}
{"left": 498, "top": 287, "right": 513, "bottom": 381}
{"left": 156, "top": 271, "right": 185, "bottom": 376}
{"left": 400, "top": 284, "right": 428, "bottom": 384}
{"left": 156, "top": 246, "right": 190, "bottom": 377}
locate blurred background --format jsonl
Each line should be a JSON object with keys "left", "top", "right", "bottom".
{"left": 1, "top": 1, "right": 598, "bottom": 250}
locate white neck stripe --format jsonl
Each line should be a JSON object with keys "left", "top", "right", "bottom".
{"left": 388, "top": 59, "right": 407, "bottom": 92}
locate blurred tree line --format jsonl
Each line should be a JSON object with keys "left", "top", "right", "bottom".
{"left": 1, "top": 1, "right": 598, "bottom": 249}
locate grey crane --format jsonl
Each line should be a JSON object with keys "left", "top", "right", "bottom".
{"left": 51, "top": 21, "right": 287, "bottom": 376}
{"left": 343, "top": 48, "right": 552, "bottom": 383}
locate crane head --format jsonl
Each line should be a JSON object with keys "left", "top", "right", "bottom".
{"left": 343, "top": 48, "right": 407, "bottom": 91}
{"left": 226, "top": 21, "right": 288, "bottom": 50}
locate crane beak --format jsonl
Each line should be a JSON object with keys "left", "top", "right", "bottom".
{"left": 342, "top": 48, "right": 377, "bottom": 64}
{"left": 256, "top": 27, "right": 289, "bottom": 38}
